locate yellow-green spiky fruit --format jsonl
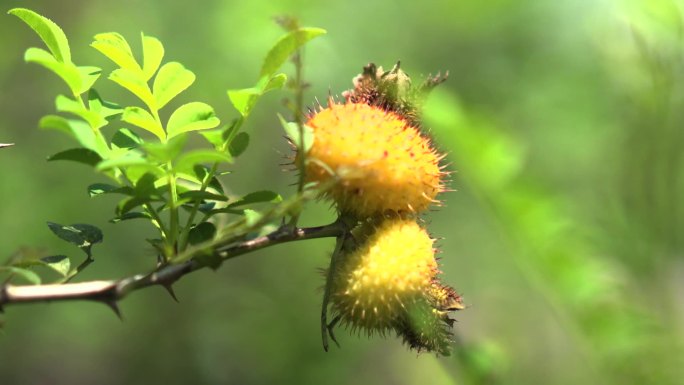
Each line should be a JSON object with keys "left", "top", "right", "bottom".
{"left": 329, "top": 218, "right": 438, "bottom": 333}
{"left": 305, "top": 102, "right": 445, "bottom": 217}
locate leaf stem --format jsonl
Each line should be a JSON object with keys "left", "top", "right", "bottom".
{"left": 178, "top": 163, "right": 219, "bottom": 251}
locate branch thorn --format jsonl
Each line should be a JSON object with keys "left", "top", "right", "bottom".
{"left": 104, "top": 300, "right": 123, "bottom": 320}
{"left": 162, "top": 284, "right": 179, "bottom": 302}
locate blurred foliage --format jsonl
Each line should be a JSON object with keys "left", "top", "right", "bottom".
{"left": 1, "top": 0, "right": 683, "bottom": 384}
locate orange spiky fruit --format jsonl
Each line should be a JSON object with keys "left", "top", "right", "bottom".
{"left": 304, "top": 102, "right": 445, "bottom": 218}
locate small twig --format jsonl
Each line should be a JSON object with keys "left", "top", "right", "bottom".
{"left": 0, "top": 221, "right": 346, "bottom": 312}
{"left": 65, "top": 256, "right": 95, "bottom": 283}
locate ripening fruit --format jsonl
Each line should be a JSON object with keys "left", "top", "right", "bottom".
{"left": 304, "top": 102, "right": 445, "bottom": 217}
{"left": 329, "top": 218, "right": 438, "bottom": 333}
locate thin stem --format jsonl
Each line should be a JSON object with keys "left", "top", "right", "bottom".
{"left": 64, "top": 256, "right": 94, "bottom": 283}
{"left": 166, "top": 161, "right": 180, "bottom": 256}
{"left": 178, "top": 163, "right": 219, "bottom": 251}
{"left": 0, "top": 221, "right": 346, "bottom": 309}
{"left": 289, "top": 48, "right": 307, "bottom": 226}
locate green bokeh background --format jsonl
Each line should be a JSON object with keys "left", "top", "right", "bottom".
{"left": 1, "top": 0, "right": 684, "bottom": 384}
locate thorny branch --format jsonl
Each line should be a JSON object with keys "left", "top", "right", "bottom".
{"left": 0, "top": 221, "right": 347, "bottom": 316}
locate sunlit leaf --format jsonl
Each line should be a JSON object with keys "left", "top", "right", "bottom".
{"left": 142, "top": 135, "right": 187, "bottom": 162}
{"left": 55, "top": 94, "right": 106, "bottom": 129}
{"left": 279, "top": 114, "right": 314, "bottom": 152}
{"left": 87, "top": 89, "right": 122, "bottom": 122}
{"left": 109, "top": 68, "right": 156, "bottom": 110}
{"left": 243, "top": 209, "right": 263, "bottom": 226}
{"left": 167, "top": 102, "right": 220, "bottom": 139}
{"left": 40, "top": 255, "right": 70, "bottom": 277}
{"left": 9, "top": 8, "right": 71, "bottom": 63}
{"left": 260, "top": 28, "right": 326, "bottom": 78}
{"left": 153, "top": 62, "right": 195, "bottom": 109}
{"left": 141, "top": 33, "right": 164, "bottom": 80}
{"left": 227, "top": 87, "right": 261, "bottom": 117}
{"left": 96, "top": 153, "right": 165, "bottom": 177}
{"left": 77, "top": 66, "right": 102, "bottom": 93}
{"left": 175, "top": 149, "right": 232, "bottom": 174}
{"left": 24, "top": 47, "right": 81, "bottom": 95}
{"left": 0, "top": 266, "right": 41, "bottom": 285}
{"left": 263, "top": 73, "right": 287, "bottom": 93}
{"left": 39, "top": 116, "right": 98, "bottom": 151}
{"left": 121, "top": 106, "right": 165, "bottom": 140}
{"left": 199, "top": 128, "right": 224, "bottom": 148}
{"left": 91, "top": 32, "right": 142, "bottom": 73}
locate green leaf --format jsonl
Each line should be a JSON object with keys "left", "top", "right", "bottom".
{"left": 188, "top": 222, "right": 217, "bottom": 246}
{"left": 78, "top": 66, "right": 102, "bottom": 93}
{"left": 91, "top": 32, "right": 142, "bottom": 73}
{"left": 193, "top": 252, "right": 223, "bottom": 270}
{"left": 40, "top": 255, "right": 70, "bottom": 277}
{"left": 111, "top": 128, "right": 144, "bottom": 149}
{"left": 192, "top": 165, "right": 225, "bottom": 194}
{"left": 96, "top": 153, "right": 165, "bottom": 177}
{"left": 109, "top": 68, "right": 156, "bottom": 110}
{"left": 199, "top": 128, "right": 225, "bottom": 148}
{"left": 40, "top": 116, "right": 98, "bottom": 151}
{"left": 88, "top": 183, "right": 117, "bottom": 197}
{"left": 87, "top": 183, "right": 134, "bottom": 197}
{"left": 55, "top": 94, "right": 106, "bottom": 129}
{"left": 228, "top": 132, "right": 249, "bottom": 157}
{"left": 228, "top": 190, "right": 282, "bottom": 208}
{"left": 110, "top": 211, "right": 151, "bottom": 223}
{"left": 179, "top": 191, "right": 228, "bottom": 202}
{"left": 134, "top": 172, "right": 162, "bottom": 198}
{"left": 47, "top": 222, "right": 103, "bottom": 257}
{"left": 121, "top": 106, "right": 165, "bottom": 140}
{"left": 87, "top": 89, "right": 122, "bottom": 121}
{"left": 39, "top": 114, "right": 71, "bottom": 136}
{"left": 116, "top": 196, "right": 153, "bottom": 216}
{"left": 263, "top": 73, "right": 287, "bottom": 93}
{"left": 24, "top": 47, "right": 81, "bottom": 95}
{"left": 175, "top": 149, "right": 232, "bottom": 174}
{"left": 167, "top": 102, "right": 220, "bottom": 139}
{"left": 153, "top": 62, "right": 195, "bottom": 109}
{"left": 227, "top": 87, "right": 261, "bottom": 117}
{"left": 9, "top": 8, "right": 71, "bottom": 63}
{"left": 142, "top": 135, "right": 187, "bottom": 162}
{"left": 0, "top": 266, "right": 41, "bottom": 285}
{"left": 279, "top": 114, "right": 314, "bottom": 153}
{"left": 260, "top": 28, "right": 326, "bottom": 78}
{"left": 141, "top": 33, "right": 164, "bottom": 80}
{"left": 243, "top": 209, "right": 263, "bottom": 226}
{"left": 48, "top": 148, "right": 102, "bottom": 166}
